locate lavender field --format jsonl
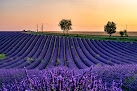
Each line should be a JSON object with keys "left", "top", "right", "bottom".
{"left": 0, "top": 32, "right": 137, "bottom": 91}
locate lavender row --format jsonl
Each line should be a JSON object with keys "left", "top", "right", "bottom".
{"left": 0, "top": 32, "right": 137, "bottom": 70}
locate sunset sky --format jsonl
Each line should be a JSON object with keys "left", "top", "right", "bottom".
{"left": 0, "top": 0, "right": 137, "bottom": 32}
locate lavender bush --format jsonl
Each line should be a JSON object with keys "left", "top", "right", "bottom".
{"left": 1, "top": 66, "right": 122, "bottom": 91}
{"left": 92, "top": 64, "right": 137, "bottom": 90}
{"left": 0, "top": 68, "right": 41, "bottom": 88}
{"left": 0, "top": 64, "right": 137, "bottom": 90}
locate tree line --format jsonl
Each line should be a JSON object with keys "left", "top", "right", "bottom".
{"left": 24, "top": 19, "right": 128, "bottom": 37}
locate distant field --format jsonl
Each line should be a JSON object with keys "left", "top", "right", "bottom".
{"left": 39, "top": 31, "right": 137, "bottom": 36}
{"left": 27, "top": 31, "right": 137, "bottom": 42}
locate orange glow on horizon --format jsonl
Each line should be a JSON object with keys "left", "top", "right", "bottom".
{"left": 0, "top": 0, "right": 137, "bottom": 32}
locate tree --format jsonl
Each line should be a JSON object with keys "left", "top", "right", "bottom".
{"left": 104, "top": 21, "right": 116, "bottom": 37}
{"left": 119, "top": 31, "right": 124, "bottom": 37}
{"left": 124, "top": 30, "right": 128, "bottom": 37}
{"left": 23, "top": 30, "right": 26, "bottom": 32}
{"left": 59, "top": 19, "right": 72, "bottom": 35}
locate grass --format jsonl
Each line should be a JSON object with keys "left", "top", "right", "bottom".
{"left": 25, "top": 32, "right": 137, "bottom": 42}
{"left": 0, "top": 54, "right": 6, "bottom": 59}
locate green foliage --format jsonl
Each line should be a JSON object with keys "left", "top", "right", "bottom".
{"left": 26, "top": 57, "right": 31, "bottom": 60}
{"left": 123, "top": 76, "right": 136, "bottom": 90}
{"left": 59, "top": 19, "right": 72, "bottom": 35}
{"left": 26, "top": 60, "right": 31, "bottom": 64}
{"left": 27, "top": 57, "right": 35, "bottom": 61}
{"left": 119, "top": 30, "right": 128, "bottom": 37}
{"left": 124, "top": 30, "right": 128, "bottom": 37}
{"left": 104, "top": 21, "right": 116, "bottom": 37}
{"left": 0, "top": 54, "right": 6, "bottom": 59}
{"left": 26, "top": 57, "right": 37, "bottom": 62}
{"left": 23, "top": 30, "right": 26, "bottom": 32}
{"left": 41, "top": 59, "right": 44, "bottom": 62}
{"left": 57, "top": 59, "right": 61, "bottom": 64}
{"left": 119, "top": 31, "right": 124, "bottom": 37}
{"left": 35, "top": 59, "right": 37, "bottom": 61}
{"left": 75, "top": 34, "right": 79, "bottom": 37}
{"left": 28, "top": 32, "right": 137, "bottom": 42}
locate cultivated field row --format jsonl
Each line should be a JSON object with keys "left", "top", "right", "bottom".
{"left": 0, "top": 32, "right": 137, "bottom": 70}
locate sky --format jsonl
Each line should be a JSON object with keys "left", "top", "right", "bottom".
{"left": 0, "top": 0, "right": 137, "bottom": 32}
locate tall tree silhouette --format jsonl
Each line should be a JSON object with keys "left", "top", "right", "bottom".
{"left": 104, "top": 21, "right": 116, "bottom": 37}
{"left": 59, "top": 19, "right": 72, "bottom": 35}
